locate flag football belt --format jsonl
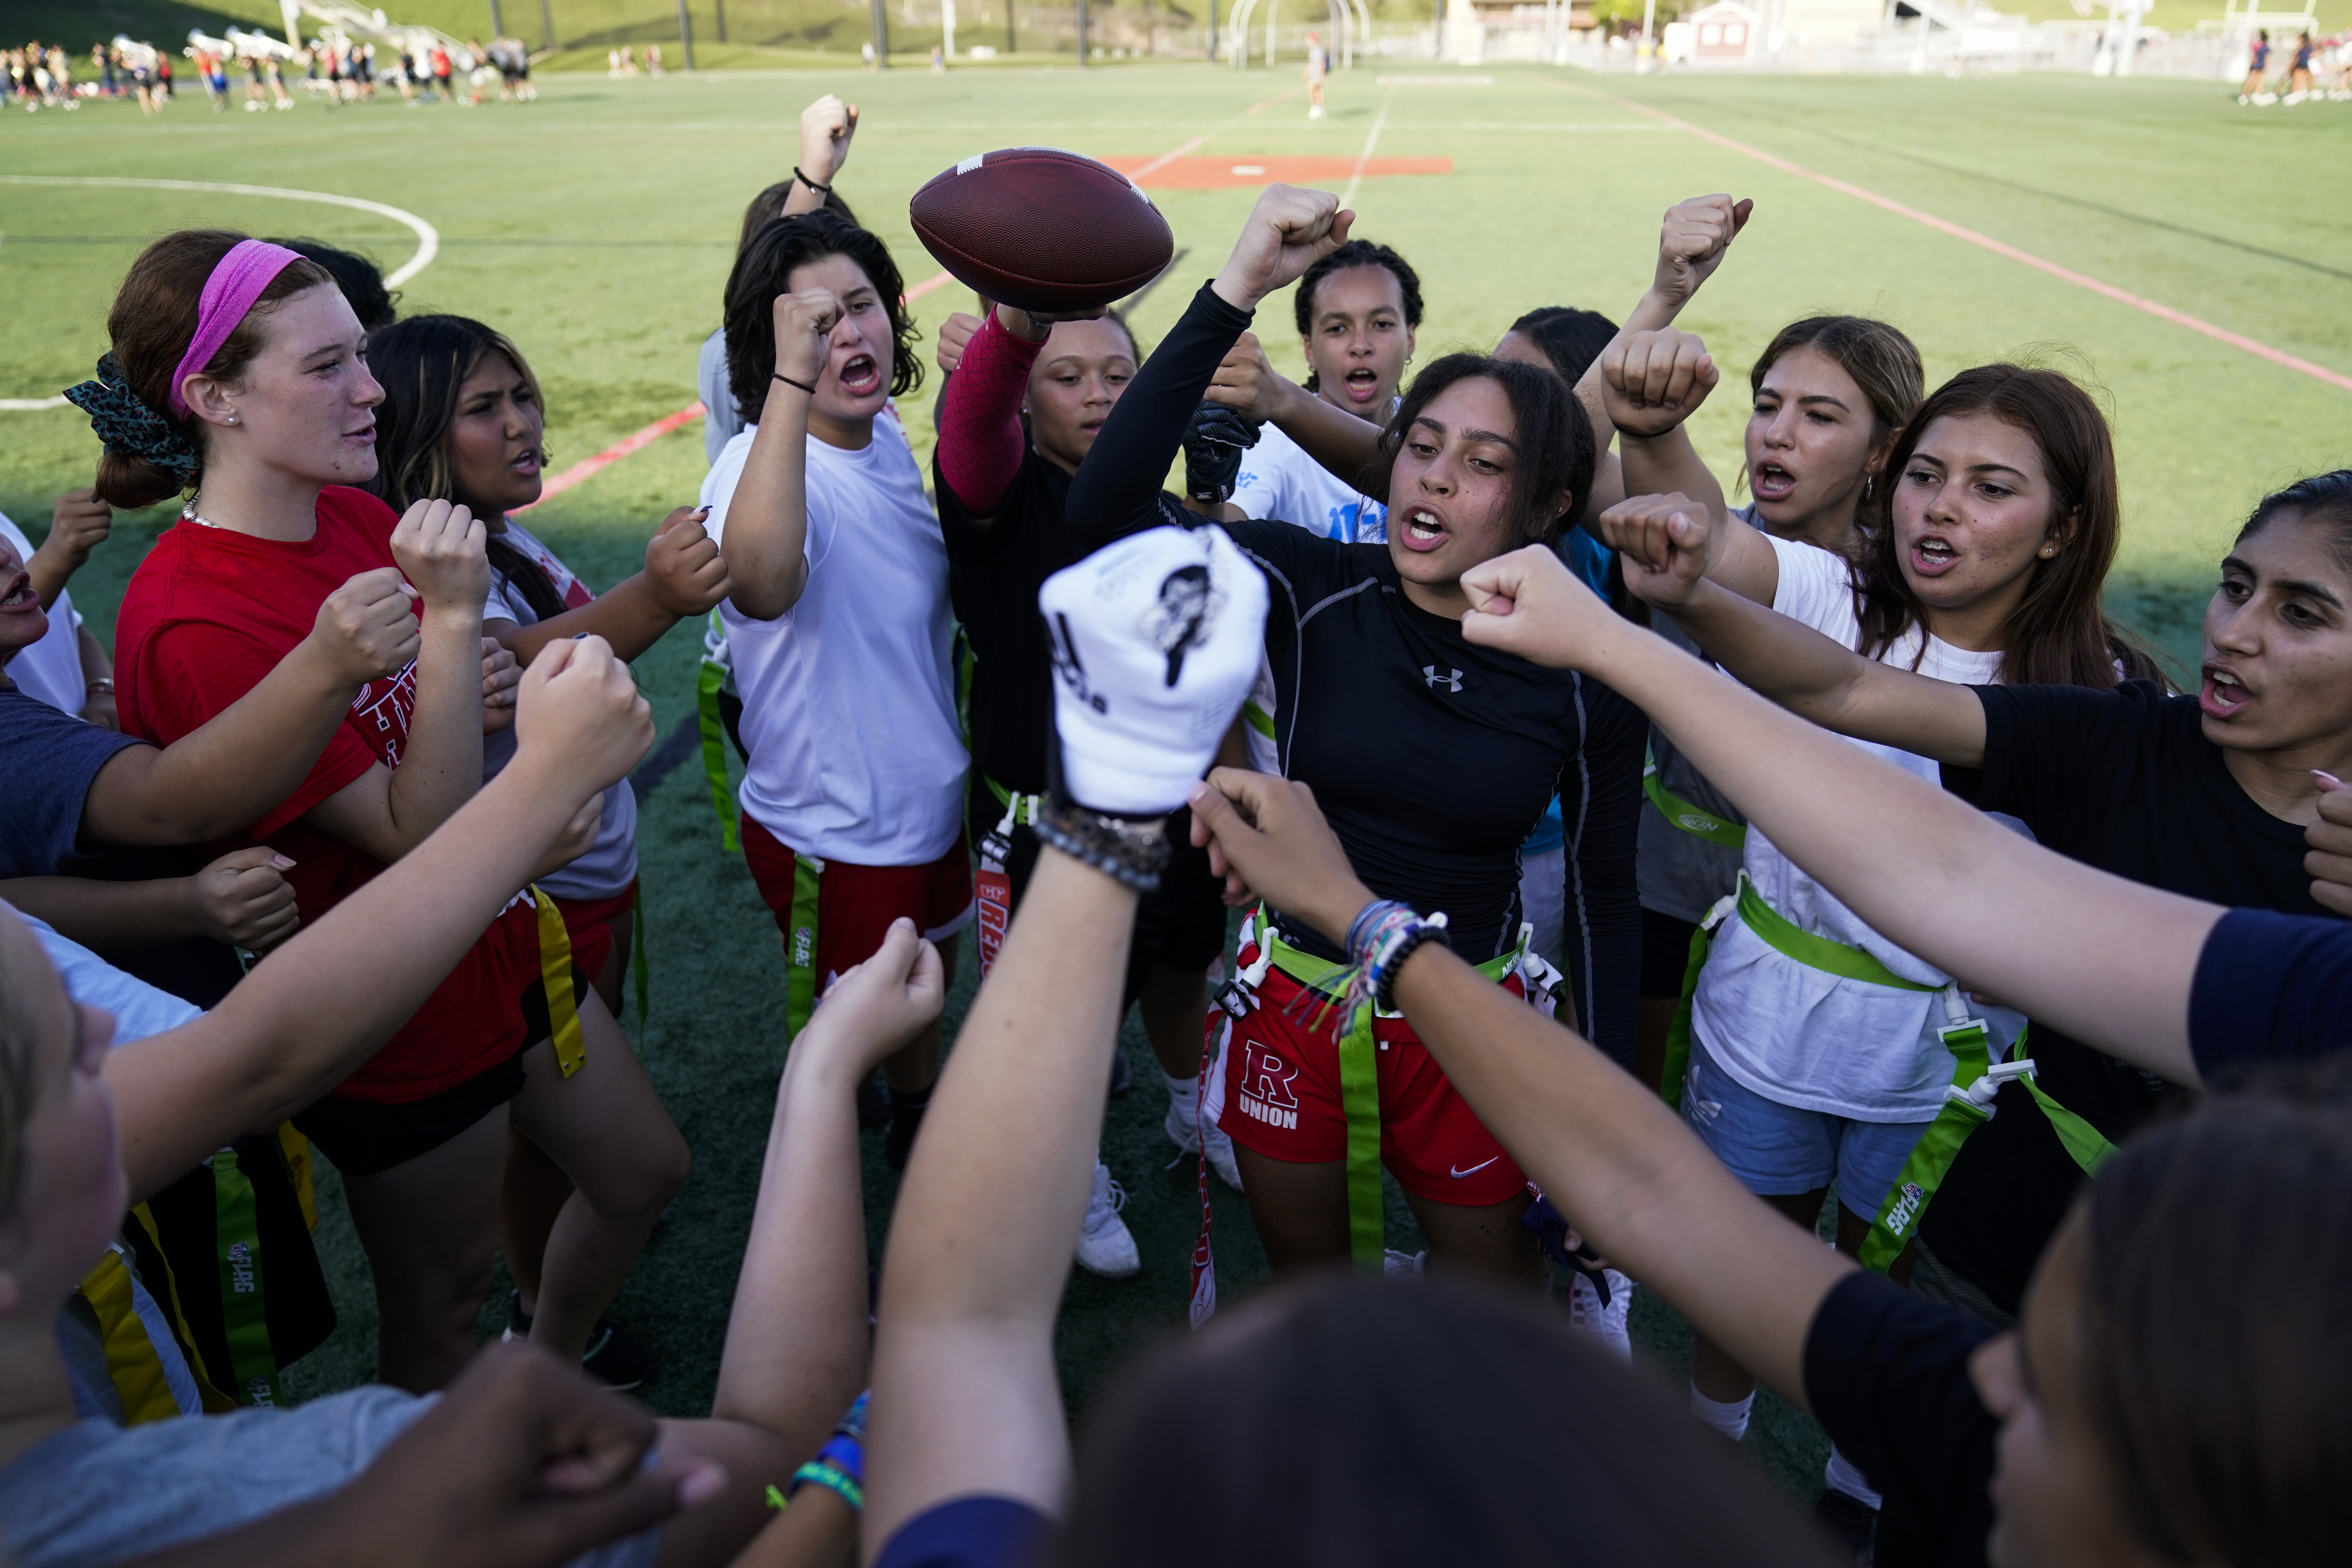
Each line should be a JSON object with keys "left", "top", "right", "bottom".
{"left": 1643, "top": 744, "right": 1745, "bottom": 851}
{"left": 974, "top": 776, "right": 1043, "bottom": 980}
{"left": 697, "top": 609, "right": 741, "bottom": 853}
{"left": 1214, "top": 905, "right": 1556, "bottom": 1273}
{"left": 530, "top": 885, "right": 588, "bottom": 1077}
{"left": 1859, "top": 1012, "right": 2115, "bottom": 1273}
{"left": 1651, "top": 874, "right": 2115, "bottom": 1272}
{"left": 1659, "top": 869, "right": 1937, "bottom": 1112}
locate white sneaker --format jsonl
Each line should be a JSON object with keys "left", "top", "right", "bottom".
{"left": 1568, "top": 1267, "right": 1634, "bottom": 1361}
{"left": 1164, "top": 1102, "right": 1244, "bottom": 1191}
{"left": 1075, "top": 1163, "right": 1140, "bottom": 1278}
{"left": 1384, "top": 1248, "right": 1426, "bottom": 1275}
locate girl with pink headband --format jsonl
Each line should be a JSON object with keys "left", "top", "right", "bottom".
{"left": 75, "top": 228, "right": 683, "bottom": 1395}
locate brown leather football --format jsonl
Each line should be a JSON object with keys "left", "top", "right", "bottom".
{"left": 909, "top": 147, "right": 1175, "bottom": 314}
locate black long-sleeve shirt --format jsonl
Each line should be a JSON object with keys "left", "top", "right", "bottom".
{"left": 1068, "top": 285, "right": 1643, "bottom": 994}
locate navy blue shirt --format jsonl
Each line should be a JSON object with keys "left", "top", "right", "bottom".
{"left": 2190, "top": 907, "right": 2352, "bottom": 1069}
{"left": 0, "top": 686, "right": 144, "bottom": 879}
{"left": 875, "top": 1496, "right": 1050, "bottom": 1568}
{"left": 1805, "top": 1271, "right": 2000, "bottom": 1568}
{"left": 1928, "top": 680, "right": 2331, "bottom": 1311}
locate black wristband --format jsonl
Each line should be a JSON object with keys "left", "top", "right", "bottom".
{"left": 793, "top": 166, "right": 833, "bottom": 195}
{"left": 772, "top": 372, "right": 817, "bottom": 396}
{"left": 1034, "top": 792, "right": 1170, "bottom": 893}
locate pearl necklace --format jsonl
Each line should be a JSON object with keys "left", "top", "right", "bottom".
{"left": 181, "top": 499, "right": 227, "bottom": 529}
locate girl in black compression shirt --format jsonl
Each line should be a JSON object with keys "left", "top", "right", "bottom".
{"left": 1064, "top": 186, "right": 1642, "bottom": 1283}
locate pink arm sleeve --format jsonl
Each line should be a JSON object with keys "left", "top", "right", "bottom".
{"left": 937, "top": 312, "right": 1045, "bottom": 516}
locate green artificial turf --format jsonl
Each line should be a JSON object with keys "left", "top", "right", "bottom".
{"left": 3, "top": 60, "right": 2346, "bottom": 1510}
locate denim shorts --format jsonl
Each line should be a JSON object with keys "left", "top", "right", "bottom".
{"left": 1681, "top": 1032, "right": 1935, "bottom": 1221}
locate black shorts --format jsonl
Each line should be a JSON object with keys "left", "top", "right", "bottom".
{"left": 977, "top": 772, "right": 1229, "bottom": 1006}
{"left": 1640, "top": 907, "right": 1702, "bottom": 1002}
{"left": 292, "top": 1050, "right": 526, "bottom": 1179}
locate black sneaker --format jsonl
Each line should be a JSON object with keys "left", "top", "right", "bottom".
{"left": 1812, "top": 1487, "right": 1878, "bottom": 1567}
{"left": 884, "top": 1084, "right": 933, "bottom": 1171}
{"left": 580, "top": 1317, "right": 658, "bottom": 1392}
{"left": 502, "top": 1290, "right": 658, "bottom": 1392}
{"left": 855, "top": 1071, "right": 890, "bottom": 1129}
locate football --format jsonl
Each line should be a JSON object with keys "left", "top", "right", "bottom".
{"left": 909, "top": 148, "right": 1175, "bottom": 315}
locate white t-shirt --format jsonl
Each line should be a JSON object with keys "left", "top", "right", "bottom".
{"left": 1689, "top": 535, "right": 2022, "bottom": 1121}
{"left": 701, "top": 416, "right": 966, "bottom": 865}
{"left": 478, "top": 518, "right": 639, "bottom": 902}
{"left": 0, "top": 512, "right": 91, "bottom": 717}
{"left": 1232, "top": 419, "right": 1387, "bottom": 544}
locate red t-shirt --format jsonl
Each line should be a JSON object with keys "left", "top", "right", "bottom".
{"left": 115, "top": 487, "right": 541, "bottom": 1104}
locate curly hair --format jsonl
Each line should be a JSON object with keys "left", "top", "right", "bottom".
{"left": 1294, "top": 240, "right": 1422, "bottom": 396}
{"left": 722, "top": 210, "right": 923, "bottom": 427}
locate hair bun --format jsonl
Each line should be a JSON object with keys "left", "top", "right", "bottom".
{"left": 64, "top": 353, "right": 200, "bottom": 485}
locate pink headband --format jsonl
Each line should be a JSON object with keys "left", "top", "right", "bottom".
{"left": 168, "top": 239, "right": 306, "bottom": 419}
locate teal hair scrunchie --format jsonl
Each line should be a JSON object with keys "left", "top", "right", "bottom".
{"left": 64, "top": 353, "right": 200, "bottom": 485}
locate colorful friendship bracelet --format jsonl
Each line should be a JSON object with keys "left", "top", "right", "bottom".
{"left": 1368, "top": 911, "right": 1451, "bottom": 1012}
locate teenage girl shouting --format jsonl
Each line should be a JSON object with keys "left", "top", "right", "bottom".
{"left": 705, "top": 211, "right": 967, "bottom": 1167}
{"left": 936, "top": 299, "right": 1243, "bottom": 1277}
{"left": 1066, "top": 186, "right": 1639, "bottom": 1283}
{"left": 1631, "top": 316, "right": 1924, "bottom": 1092}
{"left": 1602, "top": 360, "right": 2161, "bottom": 1512}
{"left": 1624, "top": 466, "right": 2352, "bottom": 1324}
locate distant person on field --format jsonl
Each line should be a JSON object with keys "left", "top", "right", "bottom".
{"left": 700, "top": 94, "right": 862, "bottom": 462}
{"left": 2287, "top": 30, "right": 2316, "bottom": 98}
{"left": 2239, "top": 28, "right": 2271, "bottom": 100}
{"left": 1304, "top": 29, "right": 1327, "bottom": 118}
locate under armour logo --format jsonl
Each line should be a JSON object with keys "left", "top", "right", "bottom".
{"left": 1424, "top": 666, "right": 1463, "bottom": 692}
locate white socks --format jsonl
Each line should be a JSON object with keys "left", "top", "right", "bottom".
{"left": 1824, "top": 1445, "right": 1883, "bottom": 1509}
{"left": 1690, "top": 1385, "right": 1753, "bottom": 1443}
{"left": 1163, "top": 1070, "right": 1201, "bottom": 1129}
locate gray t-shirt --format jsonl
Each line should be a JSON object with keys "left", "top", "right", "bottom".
{"left": 1636, "top": 507, "right": 1761, "bottom": 926}
{"left": 0, "top": 1387, "right": 661, "bottom": 1568}
{"left": 699, "top": 327, "right": 742, "bottom": 464}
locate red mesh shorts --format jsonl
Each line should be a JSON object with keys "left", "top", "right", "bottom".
{"left": 1202, "top": 959, "right": 1530, "bottom": 1208}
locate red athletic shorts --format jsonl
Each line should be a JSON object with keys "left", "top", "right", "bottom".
{"left": 550, "top": 881, "right": 636, "bottom": 984}
{"left": 740, "top": 817, "right": 975, "bottom": 993}
{"left": 1204, "top": 960, "right": 1531, "bottom": 1208}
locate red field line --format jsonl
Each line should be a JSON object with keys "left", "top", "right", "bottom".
{"left": 1106, "top": 154, "right": 1452, "bottom": 190}
{"left": 1551, "top": 78, "right": 2352, "bottom": 395}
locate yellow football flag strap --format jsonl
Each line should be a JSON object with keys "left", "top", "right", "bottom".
{"left": 531, "top": 886, "right": 588, "bottom": 1077}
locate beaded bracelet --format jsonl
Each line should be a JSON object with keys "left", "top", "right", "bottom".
{"left": 1035, "top": 791, "right": 1170, "bottom": 892}
{"left": 1367, "top": 911, "right": 1450, "bottom": 1012}
{"left": 788, "top": 1457, "right": 864, "bottom": 1512}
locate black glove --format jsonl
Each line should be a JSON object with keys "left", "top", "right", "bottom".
{"left": 1183, "top": 400, "right": 1262, "bottom": 506}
